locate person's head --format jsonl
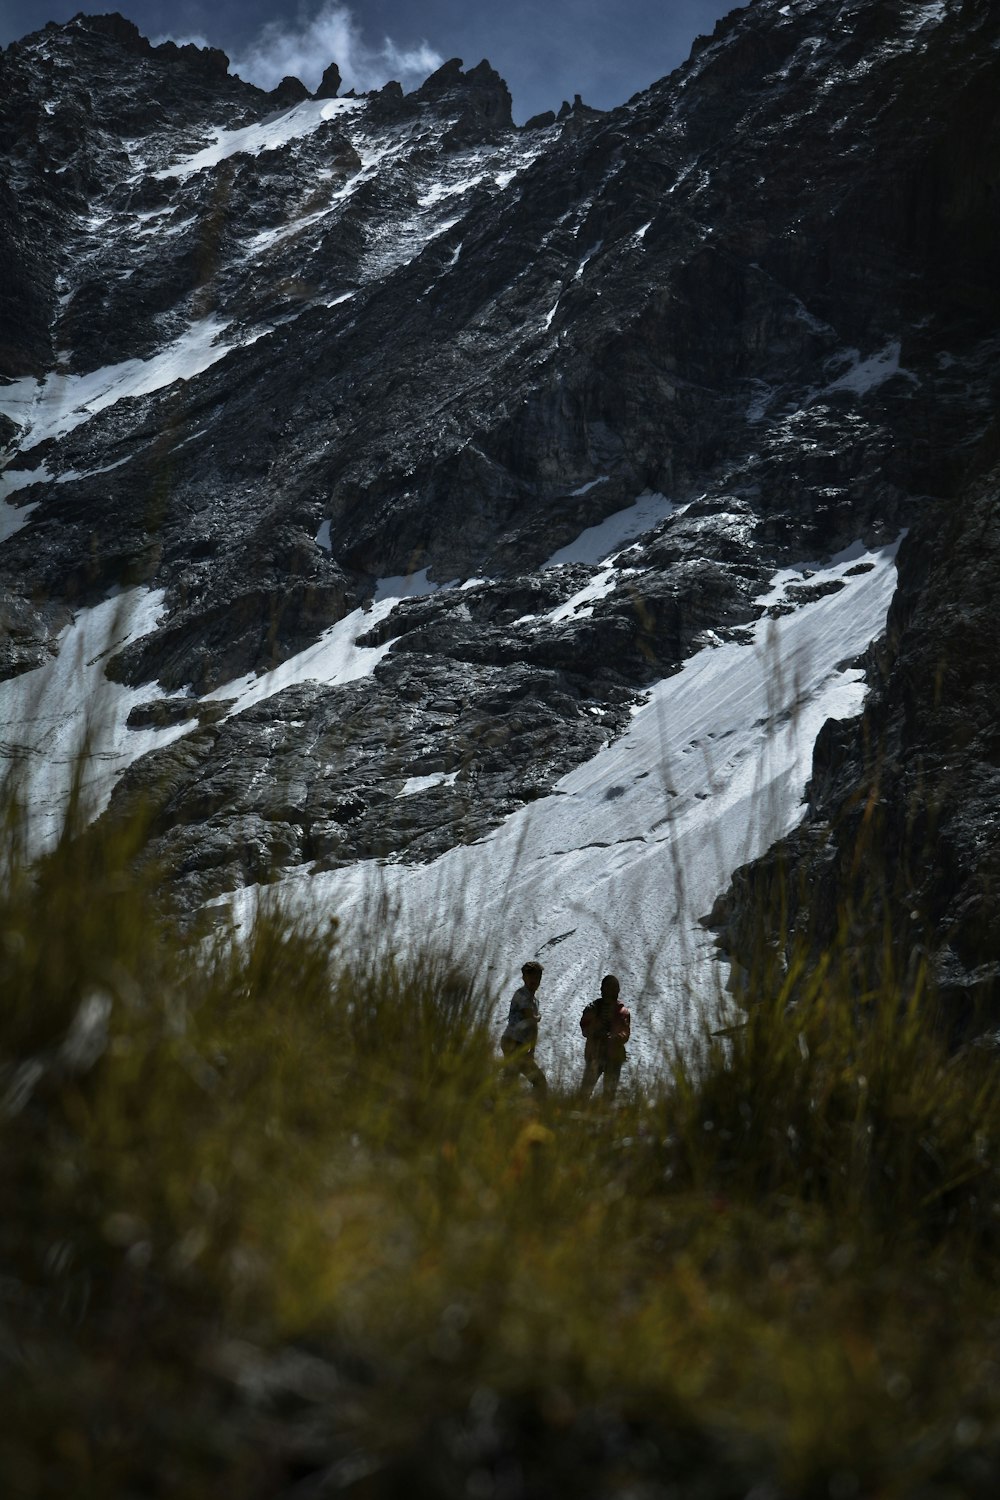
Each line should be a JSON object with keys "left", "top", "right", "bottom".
{"left": 521, "top": 960, "right": 543, "bottom": 992}
{"left": 600, "top": 974, "right": 620, "bottom": 1002}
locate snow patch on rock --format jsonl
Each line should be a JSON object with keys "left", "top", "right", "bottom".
{"left": 203, "top": 599, "right": 401, "bottom": 717}
{"left": 398, "top": 771, "right": 460, "bottom": 798}
{"left": 823, "top": 340, "right": 918, "bottom": 397}
{"left": 153, "top": 97, "right": 363, "bottom": 181}
{"left": 0, "top": 590, "right": 191, "bottom": 851}
{"left": 0, "top": 317, "right": 234, "bottom": 450}
{"left": 545, "top": 491, "right": 676, "bottom": 568}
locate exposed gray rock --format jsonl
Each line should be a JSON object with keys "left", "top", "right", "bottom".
{"left": 265, "top": 76, "right": 311, "bottom": 109}
{"left": 106, "top": 644, "right": 633, "bottom": 907}
{"left": 313, "top": 62, "right": 342, "bottom": 101}
{"left": 713, "top": 450, "right": 1000, "bottom": 1032}
{"left": 0, "top": 588, "right": 69, "bottom": 679}
{"left": 413, "top": 57, "right": 513, "bottom": 136}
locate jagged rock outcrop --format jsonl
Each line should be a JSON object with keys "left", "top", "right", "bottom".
{"left": 413, "top": 57, "right": 513, "bottom": 135}
{"left": 266, "top": 75, "right": 311, "bottom": 109}
{"left": 1, "top": 2, "right": 998, "bottom": 990}
{"left": 713, "top": 445, "right": 1000, "bottom": 1029}
{"left": 556, "top": 94, "right": 605, "bottom": 132}
{"left": 313, "top": 62, "right": 342, "bottom": 101}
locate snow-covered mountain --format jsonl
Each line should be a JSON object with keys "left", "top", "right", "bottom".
{"left": 1, "top": 3, "right": 998, "bottom": 1062}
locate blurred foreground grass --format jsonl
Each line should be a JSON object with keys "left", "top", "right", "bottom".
{"left": 4, "top": 796, "right": 1000, "bottom": 1499}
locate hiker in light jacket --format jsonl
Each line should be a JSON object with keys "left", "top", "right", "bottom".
{"left": 579, "top": 974, "right": 630, "bottom": 1100}
{"left": 500, "top": 960, "right": 548, "bottom": 1096}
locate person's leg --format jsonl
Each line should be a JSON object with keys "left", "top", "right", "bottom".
{"left": 499, "top": 1035, "right": 518, "bottom": 1083}
{"left": 602, "top": 1060, "right": 622, "bottom": 1101}
{"left": 579, "top": 1056, "right": 600, "bottom": 1097}
{"left": 521, "top": 1055, "right": 548, "bottom": 1097}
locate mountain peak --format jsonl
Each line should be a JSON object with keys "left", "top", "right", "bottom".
{"left": 68, "top": 11, "right": 149, "bottom": 54}
{"left": 57, "top": 12, "right": 232, "bottom": 78}
{"left": 314, "top": 61, "right": 342, "bottom": 101}
{"left": 413, "top": 55, "right": 513, "bottom": 131}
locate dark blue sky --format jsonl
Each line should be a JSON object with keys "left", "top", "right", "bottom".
{"left": 0, "top": 1, "right": 747, "bottom": 121}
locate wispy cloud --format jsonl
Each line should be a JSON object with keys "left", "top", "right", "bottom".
{"left": 223, "top": 3, "right": 443, "bottom": 94}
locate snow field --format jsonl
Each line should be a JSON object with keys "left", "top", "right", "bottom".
{"left": 544, "top": 490, "right": 677, "bottom": 567}
{"left": 2, "top": 500, "right": 901, "bottom": 1082}
{"left": 823, "top": 340, "right": 918, "bottom": 397}
{"left": 542, "top": 564, "right": 627, "bottom": 624}
{"left": 0, "top": 570, "right": 447, "bottom": 852}
{"left": 0, "top": 317, "right": 233, "bottom": 451}
{"left": 398, "top": 771, "right": 460, "bottom": 798}
{"left": 372, "top": 566, "right": 443, "bottom": 603}
{"left": 509, "top": 491, "right": 680, "bottom": 626}
{"left": 0, "top": 591, "right": 192, "bottom": 852}
{"left": 0, "top": 464, "right": 50, "bottom": 503}
{"left": 225, "top": 539, "right": 900, "bottom": 1082}
{"left": 1, "top": 465, "right": 49, "bottom": 542}
{"left": 0, "top": 497, "right": 40, "bottom": 544}
{"left": 203, "top": 598, "right": 401, "bottom": 717}
{"left": 153, "top": 97, "right": 363, "bottom": 181}
{"left": 745, "top": 338, "right": 919, "bottom": 424}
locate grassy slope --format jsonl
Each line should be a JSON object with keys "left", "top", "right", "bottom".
{"left": 3, "top": 800, "right": 1000, "bottom": 1499}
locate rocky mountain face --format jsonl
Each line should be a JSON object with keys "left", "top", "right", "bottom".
{"left": 716, "top": 445, "right": 1000, "bottom": 1028}
{"left": 1, "top": 3, "right": 998, "bottom": 1023}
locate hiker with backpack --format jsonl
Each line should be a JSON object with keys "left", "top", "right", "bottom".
{"left": 500, "top": 959, "right": 548, "bottom": 1097}
{"left": 579, "top": 974, "right": 631, "bottom": 1100}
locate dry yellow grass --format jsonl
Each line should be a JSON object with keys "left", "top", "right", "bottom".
{"left": 3, "top": 787, "right": 1000, "bottom": 1498}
